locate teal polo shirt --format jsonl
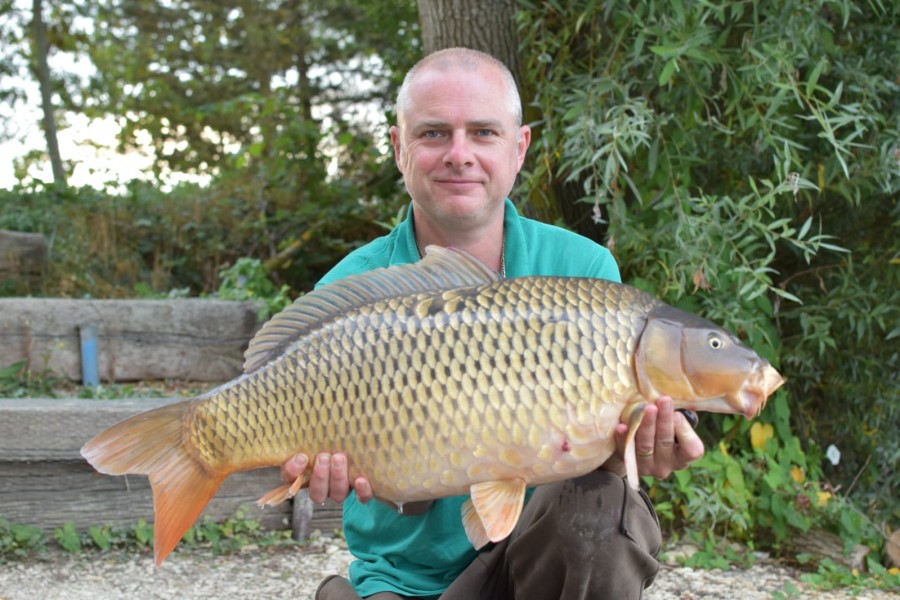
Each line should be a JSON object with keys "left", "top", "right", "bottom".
{"left": 315, "top": 199, "right": 621, "bottom": 598}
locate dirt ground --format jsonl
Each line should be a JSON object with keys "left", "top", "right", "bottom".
{"left": 1, "top": 536, "right": 896, "bottom": 600}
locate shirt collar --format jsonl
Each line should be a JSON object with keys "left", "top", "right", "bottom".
{"left": 394, "top": 199, "right": 524, "bottom": 276}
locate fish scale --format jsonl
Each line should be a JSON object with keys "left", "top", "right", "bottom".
{"left": 81, "top": 246, "right": 784, "bottom": 565}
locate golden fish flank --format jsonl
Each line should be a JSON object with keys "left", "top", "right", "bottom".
{"left": 81, "top": 245, "right": 784, "bottom": 565}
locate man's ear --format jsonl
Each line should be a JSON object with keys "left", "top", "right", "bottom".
{"left": 516, "top": 124, "right": 532, "bottom": 169}
{"left": 390, "top": 125, "right": 404, "bottom": 172}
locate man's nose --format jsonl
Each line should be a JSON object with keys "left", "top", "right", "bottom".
{"left": 444, "top": 131, "right": 475, "bottom": 168}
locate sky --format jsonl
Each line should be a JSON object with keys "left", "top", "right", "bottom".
{"left": 0, "top": 110, "right": 158, "bottom": 191}
{"left": 0, "top": 0, "right": 163, "bottom": 192}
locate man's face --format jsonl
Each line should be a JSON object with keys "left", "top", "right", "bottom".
{"left": 391, "top": 64, "right": 531, "bottom": 229}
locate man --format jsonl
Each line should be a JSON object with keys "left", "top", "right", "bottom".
{"left": 283, "top": 47, "right": 704, "bottom": 599}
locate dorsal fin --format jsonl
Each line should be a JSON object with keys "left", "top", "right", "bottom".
{"left": 242, "top": 245, "right": 501, "bottom": 373}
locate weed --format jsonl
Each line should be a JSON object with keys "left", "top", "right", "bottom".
{"left": 1, "top": 507, "right": 297, "bottom": 561}
{"left": 0, "top": 360, "right": 66, "bottom": 398}
{"left": 801, "top": 557, "right": 900, "bottom": 593}
{"left": 0, "top": 517, "right": 45, "bottom": 560}
{"left": 213, "top": 257, "right": 291, "bottom": 320}
{"left": 53, "top": 522, "right": 81, "bottom": 553}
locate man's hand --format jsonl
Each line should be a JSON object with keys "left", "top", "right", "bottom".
{"left": 613, "top": 397, "right": 705, "bottom": 479}
{"left": 281, "top": 452, "right": 374, "bottom": 504}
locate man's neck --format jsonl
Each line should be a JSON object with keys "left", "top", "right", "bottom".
{"left": 413, "top": 212, "right": 506, "bottom": 274}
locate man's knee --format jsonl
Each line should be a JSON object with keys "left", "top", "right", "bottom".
{"left": 453, "top": 471, "right": 663, "bottom": 599}
{"left": 520, "top": 469, "right": 662, "bottom": 575}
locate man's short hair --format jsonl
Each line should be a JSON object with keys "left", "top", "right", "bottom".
{"left": 396, "top": 47, "right": 523, "bottom": 126}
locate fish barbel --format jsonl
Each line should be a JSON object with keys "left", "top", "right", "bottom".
{"left": 81, "top": 246, "right": 784, "bottom": 565}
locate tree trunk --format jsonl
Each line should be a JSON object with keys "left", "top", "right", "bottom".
{"left": 0, "top": 230, "right": 48, "bottom": 277}
{"left": 31, "top": 0, "right": 66, "bottom": 186}
{"left": 417, "top": 0, "right": 521, "bottom": 92}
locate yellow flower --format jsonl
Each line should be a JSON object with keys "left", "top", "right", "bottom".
{"left": 791, "top": 465, "right": 805, "bottom": 484}
{"left": 817, "top": 491, "right": 832, "bottom": 507}
{"left": 750, "top": 422, "right": 775, "bottom": 450}
{"left": 719, "top": 441, "right": 729, "bottom": 456}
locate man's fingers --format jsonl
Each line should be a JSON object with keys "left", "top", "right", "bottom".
{"left": 676, "top": 408, "right": 699, "bottom": 429}
{"left": 653, "top": 397, "right": 677, "bottom": 469}
{"left": 633, "top": 403, "right": 658, "bottom": 458}
{"left": 674, "top": 412, "right": 706, "bottom": 468}
{"left": 308, "top": 453, "right": 332, "bottom": 503}
{"left": 329, "top": 453, "right": 351, "bottom": 503}
{"left": 281, "top": 453, "right": 309, "bottom": 483}
{"left": 354, "top": 476, "right": 373, "bottom": 503}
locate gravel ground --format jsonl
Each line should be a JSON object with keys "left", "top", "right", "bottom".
{"left": 0, "top": 536, "right": 895, "bottom": 600}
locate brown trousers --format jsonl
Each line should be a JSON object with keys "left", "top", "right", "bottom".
{"left": 316, "top": 470, "right": 662, "bottom": 600}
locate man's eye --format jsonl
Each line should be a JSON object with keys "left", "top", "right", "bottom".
{"left": 423, "top": 130, "right": 443, "bottom": 138}
{"left": 475, "top": 129, "right": 496, "bottom": 136}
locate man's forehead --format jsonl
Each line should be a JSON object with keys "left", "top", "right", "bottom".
{"left": 408, "top": 117, "right": 508, "bottom": 131}
{"left": 401, "top": 66, "right": 512, "bottom": 124}
{"left": 413, "top": 61, "right": 503, "bottom": 88}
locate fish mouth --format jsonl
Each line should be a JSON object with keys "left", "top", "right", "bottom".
{"left": 731, "top": 362, "right": 785, "bottom": 419}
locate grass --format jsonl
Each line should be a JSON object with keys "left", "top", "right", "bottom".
{"left": 0, "top": 361, "right": 211, "bottom": 400}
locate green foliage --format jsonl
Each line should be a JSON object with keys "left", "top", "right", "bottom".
{"left": 1, "top": 510, "right": 297, "bottom": 562}
{"left": 519, "top": 0, "right": 898, "bottom": 558}
{"left": 214, "top": 257, "right": 291, "bottom": 320}
{"left": 179, "top": 508, "right": 295, "bottom": 555}
{"left": 677, "top": 534, "right": 758, "bottom": 570}
{"left": 0, "top": 363, "right": 208, "bottom": 399}
{"left": 0, "top": 359, "right": 67, "bottom": 398}
{"left": 0, "top": 517, "right": 45, "bottom": 560}
{"left": 650, "top": 408, "right": 896, "bottom": 590}
{"left": 81, "top": 0, "right": 418, "bottom": 179}
{"left": 0, "top": 361, "right": 28, "bottom": 396}
{"left": 36, "top": 509, "right": 295, "bottom": 559}
{"left": 53, "top": 522, "right": 82, "bottom": 553}
{"left": 800, "top": 556, "right": 900, "bottom": 593}
{"left": 648, "top": 394, "right": 816, "bottom": 544}
{"left": 0, "top": 178, "right": 395, "bottom": 297}
{"left": 4, "top": 1, "right": 420, "bottom": 296}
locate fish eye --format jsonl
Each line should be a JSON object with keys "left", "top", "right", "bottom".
{"left": 708, "top": 334, "right": 723, "bottom": 350}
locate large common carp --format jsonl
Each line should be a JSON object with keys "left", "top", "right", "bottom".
{"left": 82, "top": 246, "right": 784, "bottom": 565}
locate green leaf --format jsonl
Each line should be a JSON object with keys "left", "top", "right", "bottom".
{"left": 54, "top": 523, "right": 82, "bottom": 553}
{"left": 649, "top": 45, "right": 680, "bottom": 58}
{"left": 659, "top": 58, "right": 679, "bottom": 86}
{"left": 806, "top": 59, "right": 827, "bottom": 96}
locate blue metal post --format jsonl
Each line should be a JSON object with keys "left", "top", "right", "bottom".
{"left": 79, "top": 323, "right": 100, "bottom": 387}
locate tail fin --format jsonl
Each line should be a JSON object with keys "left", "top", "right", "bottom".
{"left": 81, "top": 401, "right": 226, "bottom": 565}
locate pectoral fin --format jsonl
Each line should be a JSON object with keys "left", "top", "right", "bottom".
{"left": 622, "top": 403, "right": 647, "bottom": 490}
{"left": 462, "top": 478, "right": 527, "bottom": 549}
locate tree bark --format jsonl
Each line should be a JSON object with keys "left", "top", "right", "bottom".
{"left": 31, "top": 0, "right": 66, "bottom": 185}
{"left": 0, "top": 230, "right": 48, "bottom": 277}
{"left": 417, "top": 0, "right": 522, "bottom": 91}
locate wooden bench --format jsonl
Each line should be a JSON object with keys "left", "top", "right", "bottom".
{"left": 0, "top": 298, "right": 343, "bottom": 539}
{"left": 0, "top": 397, "right": 343, "bottom": 539}
{"left": 0, "top": 298, "right": 266, "bottom": 382}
